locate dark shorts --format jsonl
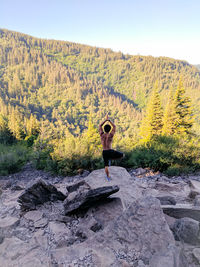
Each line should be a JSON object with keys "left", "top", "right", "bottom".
{"left": 102, "top": 149, "right": 124, "bottom": 167}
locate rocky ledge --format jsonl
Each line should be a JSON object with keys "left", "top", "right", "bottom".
{"left": 1, "top": 165, "right": 200, "bottom": 266}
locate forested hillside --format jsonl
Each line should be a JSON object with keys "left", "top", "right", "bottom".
{"left": 0, "top": 29, "right": 200, "bottom": 175}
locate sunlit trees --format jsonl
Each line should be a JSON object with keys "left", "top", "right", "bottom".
{"left": 140, "top": 83, "right": 163, "bottom": 141}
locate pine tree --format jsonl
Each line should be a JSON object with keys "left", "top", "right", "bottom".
{"left": 140, "top": 82, "right": 163, "bottom": 141}
{"left": 173, "top": 79, "right": 193, "bottom": 135}
{"left": 162, "top": 86, "right": 177, "bottom": 135}
{"left": 85, "top": 116, "right": 101, "bottom": 155}
{"left": 0, "top": 114, "right": 14, "bottom": 144}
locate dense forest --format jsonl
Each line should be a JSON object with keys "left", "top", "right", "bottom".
{"left": 0, "top": 29, "right": 200, "bottom": 176}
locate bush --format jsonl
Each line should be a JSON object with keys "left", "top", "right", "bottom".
{"left": 0, "top": 143, "right": 30, "bottom": 175}
{"left": 127, "top": 135, "right": 200, "bottom": 176}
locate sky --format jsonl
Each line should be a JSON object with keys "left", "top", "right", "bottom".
{"left": 1, "top": 0, "right": 200, "bottom": 64}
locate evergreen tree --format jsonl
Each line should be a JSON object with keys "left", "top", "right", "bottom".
{"left": 0, "top": 114, "right": 14, "bottom": 144}
{"left": 140, "top": 82, "right": 163, "bottom": 141}
{"left": 173, "top": 79, "right": 193, "bottom": 135}
{"left": 162, "top": 86, "right": 177, "bottom": 135}
{"left": 85, "top": 116, "right": 101, "bottom": 156}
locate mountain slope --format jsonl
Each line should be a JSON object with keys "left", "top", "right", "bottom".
{"left": 0, "top": 28, "right": 200, "bottom": 138}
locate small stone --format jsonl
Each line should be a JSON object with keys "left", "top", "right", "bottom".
{"left": 90, "top": 222, "right": 103, "bottom": 232}
{"left": 34, "top": 218, "right": 48, "bottom": 228}
{"left": 24, "top": 210, "right": 43, "bottom": 222}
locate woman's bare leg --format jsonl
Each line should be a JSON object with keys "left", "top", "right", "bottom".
{"left": 105, "top": 166, "right": 110, "bottom": 178}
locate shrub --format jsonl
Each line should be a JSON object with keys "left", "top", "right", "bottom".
{"left": 128, "top": 135, "right": 200, "bottom": 176}
{"left": 0, "top": 143, "right": 30, "bottom": 175}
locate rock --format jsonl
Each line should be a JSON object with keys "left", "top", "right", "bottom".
{"left": 132, "top": 168, "right": 148, "bottom": 176}
{"left": 172, "top": 217, "right": 200, "bottom": 245}
{"left": 0, "top": 232, "right": 4, "bottom": 244}
{"left": 34, "top": 218, "right": 48, "bottom": 228}
{"left": 18, "top": 178, "right": 66, "bottom": 211}
{"left": 188, "top": 180, "right": 200, "bottom": 199}
{"left": 0, "top": 216, "right": 19, "bottom": 230}
{"left": 164, "top": 214, "right": 177, "bottom": 229}
{"left": 194, "top": 195, "right": 200, "bottom": 206}
{"left": 24, "top": 210, "right": 44, "bottom": 222}
{"left": 162, "top": 204, "right": 200, "bottom": 221}
{"left": 90, "top": 222, "right": 103, "bottom": 232}
{"left": 84, "top": 167, "right": 143, "bottom": 209}
{"left": 48, "top": 221, "right": 71, "bottom": 244}
{"left": 0, "top": 236, "right": 50, "bottom": 266}
{"left": 63, "top": 185, "right": 119, "bottom": 215}
{"left": 11, "top": 184, "right": 24, "bottom": 191}
{"left": 51, "top": 196, "right": 182, "bottom": 266}
{"left": 66, "top": 180, "right": 90, "bottom": 193}
{"left": 154, "top": 182, "right": 182, "bottom": 192}
{"left": 192, "top": 248, "right": 200, "bottom": 264}
{"left": 0, "top": 180, "right": 12, "bottom": 190}
{"left": 157, "top": 195, "right": 176, "bottom": 205}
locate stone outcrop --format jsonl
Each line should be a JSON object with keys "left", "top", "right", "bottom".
{"left": 18, "top": 178, "right": 66, "bottom": 211}
{"left": 63, "top": 185, "right": 119, "bottom": 214}
{"left": 2, "top": 166, "right": 200, "bottom": 266}
{"left": 52, "top": 196, "right": 181, "bottom": 267}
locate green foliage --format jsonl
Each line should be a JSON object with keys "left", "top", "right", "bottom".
{"left": 0, "top": 29, "right": 200, "bottom": 177}
{"left": 0, "top": 143, "right": 30, "bottom": 175}
{"left": 128, "top": 135, "right": 200, "bottom": 176}
{"left": 140, "top": 83, "right": 163, "bottom": 141}
{"left": 173, "top": 79, "right": 193, "bottom": 135}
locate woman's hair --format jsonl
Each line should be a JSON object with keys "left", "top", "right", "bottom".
{"left": 104, "top": 124, "right": 111, "bottom": 133}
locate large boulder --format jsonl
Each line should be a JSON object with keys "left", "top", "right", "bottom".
{"left": 18, "top": 178, "right": 66, "bottom": 211}
{"left": 84, "top": 166, "right": 143, "bottom": 209}
{"left": 63, "top": 185, "right": 119, "bottom": 214}
{"left": 172, "top": 217, "right": 200, "bottom": 245}
{"left": 51, "top": 196, "right": 183, "bottom": 266}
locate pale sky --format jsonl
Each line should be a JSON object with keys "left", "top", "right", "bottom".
{"left": 1, "top": 0, "right": 200, "bottom": 64}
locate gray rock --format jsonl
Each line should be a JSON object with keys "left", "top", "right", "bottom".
{"left": 188, "top": 179, "right": 200, "bottom": 199}
{"left": 194, "top": 195, "right": 200, "bottom": 206}
{"left": 172, "top": 217, "right": 200, "bottom": 245}
{"left": 132, "top": 168, "right": 148, "bottom": 176}
{"left": 155, "top": 182, "right": 182, "bottom": 192}
{"left": 48, "top": 221, "right": 71, "bottom": 244}
{"left": 18, "top": 178, "right": 66, "bottom": 211}
{"left": 0, "top": 216, "right": 19, "bottom": 230}
{"left": 66, "top": 180, "right": 91, "bottom": 193}
{"left": 157, "top": 195, "right": 176, "bottom": 205}
{"left": 162, "top": 204, "right": 200, "bottom": 221}
{"left": 51, "top": 196, "right": 182, "bottom": 267}
{"left": 11, "top": 184, "right": 24, "bottom": 191}
{"left": 84, "top": 167, "right": 142, "bottom": 209}
{"left": 34, "top": 218, "right": 48, "bottom": 228}
{"left": 24, "top": 210, "right": 44, "bottom": 222}
{"left": 0, "top": 233, "right": 4, "bottom": 245}
{"left": 63, "top": 185, "right": 119, "bottom": 215}
{"left": 192, "top": 248, "right": 200, "bottom": 264}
